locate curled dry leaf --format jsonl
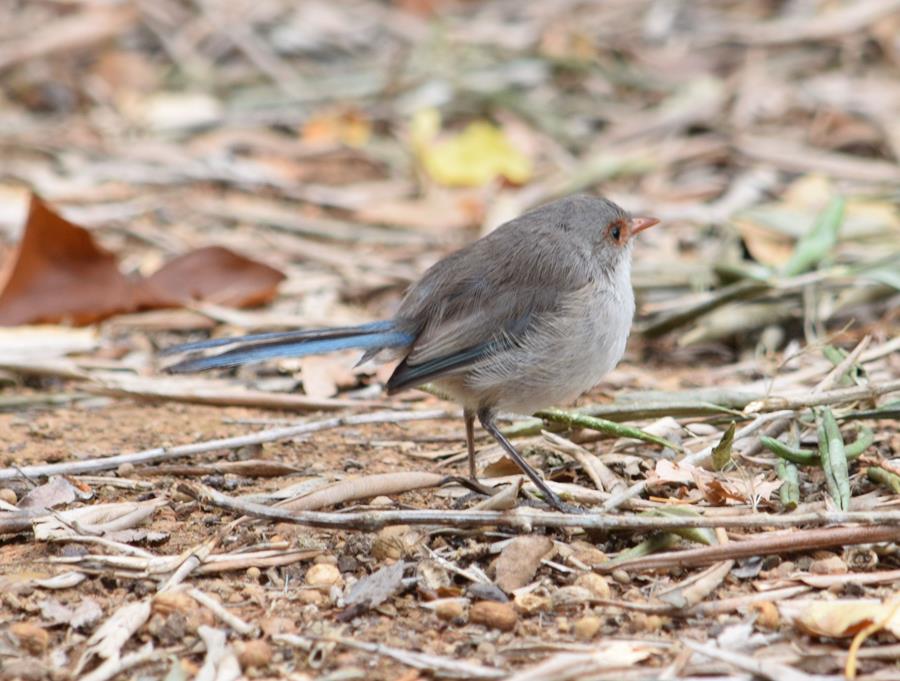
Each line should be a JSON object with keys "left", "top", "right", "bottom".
{"left": 17, "top": 476, "right": 86, "bottom": 510}
{"left": 74, "top": 599, "right": 152, "bottom": 676}
{"left": 0, "top": 195, "right": 285, "bottom": 326}
{"left": 0, "top": 195, "right": 139, "bottom": 325}
{"left": 494, "top": 535, "right": 554, "bottom": 593}
{"left": 345, "top": 561, "right": 407, "bottom": 609}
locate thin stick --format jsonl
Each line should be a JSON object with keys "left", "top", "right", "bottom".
{"left": 598, "top": 525, "right": 900, "bottom": 572}
{"left": 746, "top": 377, "right": 900, "bottom": 413}
{"left": 0, "top": 409, "right": 456, "bottom": 481}
{"left": 180, "top": 482, "right": 900, "bottom": 532}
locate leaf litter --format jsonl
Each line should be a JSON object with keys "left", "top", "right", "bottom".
{"left": 0, "top": 1, "right": 899, "bottom": 680}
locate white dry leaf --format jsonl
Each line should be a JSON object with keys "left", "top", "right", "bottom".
{"left": 34, "top": 501, "right": 162, "bottom": 540}
{"left": 39, "top": 597, "right": 103, "bottom": 630}
{"left": 18, "top": 476, "right": 88, "bottom": 510}
{"left": 345, "top": 561, "right": 407, "bottom": 609}
{"left": 196, "top": 626, "right": 241, "bottom": 681}
{"left": 71, "top": 598, "right": 104, "bottom": 630}
{"left": 40, "top": 598, "right": 74, "bottom": 626}
{"left": 0, "top": 326, "right": 98, "bottom": 361}
{"left": 299, "top": 355, "right": 340, "bottom": 398}
{"left": 34, "top": 571, "right": 87, "bottom": 590}
{"left": 654, "top": 459, "right": 695, "bottom": 484}
{"left": 505, "top": 642, "right": 653, "bottom": 681}
{"left": 74, "top": 599, "right": 152, "bottom": 676}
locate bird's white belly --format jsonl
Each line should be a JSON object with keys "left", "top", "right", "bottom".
{"left": 439, "top": 279, "right": 635, "bottom": 415}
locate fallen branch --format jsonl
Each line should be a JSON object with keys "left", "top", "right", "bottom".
{"left": 598, "top": 525, "right": 900, "bottom": 572}
{"left": 179, "top": 482, "right": 900, "bottom": 532}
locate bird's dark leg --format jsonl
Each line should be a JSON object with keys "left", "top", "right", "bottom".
{"left": 464, "top": 409, "right": 477, "bottom": 480}
{"left": 477, "top": 407, "right": 570, "bottom": 513}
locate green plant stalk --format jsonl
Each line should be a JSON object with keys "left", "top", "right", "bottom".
{"left": 867, "top": 466, "right": 900, "bottom": 494}
{"left": 840, "top": 402, "right": 900, "bottom": 421}
{"left": 777, "top": 460, "right": 799, "bottom": 511}
{"left": 533, "top": 408, "right": 680, "bottom": 451}
{"left": 782, "top": 196, "right": 845, "bottom": 276}
{"left": 711, "top": 422, "right": 735, "bottom": 471}
{"left": 605, "top": 532, "right": 682, "bottom": 567}
{"left": 760, "top": 425, "right": 873, "bottom": 465}
{"left": 823, "top": 409, "right": 851, "bottom": 511}
{"left": 817, "top": 408, "right": 850, "bottom": 511}
{"left": 639, "top": 507, "right": 716, "bottom": 546}
{"left": 823, "top": 345, "right": 856, "bottom": 386}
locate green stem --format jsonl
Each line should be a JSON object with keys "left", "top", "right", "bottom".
{"left": 760, "top": 425, "right": 872, "bottom": 466}
{"left": 534, "top": 408, "right": 681, "bottom": 451}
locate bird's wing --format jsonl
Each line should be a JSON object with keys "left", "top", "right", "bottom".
{"left": 386, "top": 224, "right": 595, "bottom": 393}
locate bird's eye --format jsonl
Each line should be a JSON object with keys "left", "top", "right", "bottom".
{"left": 608, "top": 220, "right": 626, "bottom": 243}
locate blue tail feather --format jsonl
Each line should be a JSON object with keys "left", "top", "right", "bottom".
{"left": 160, "top": 320, "right": 397, "bottom": 356}
{"left": 165, "top": 326, "right": 414, "bottom": 373}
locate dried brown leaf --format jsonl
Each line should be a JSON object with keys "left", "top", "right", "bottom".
{"left": 494, "top": 535, "right": 554, "bottom": 593}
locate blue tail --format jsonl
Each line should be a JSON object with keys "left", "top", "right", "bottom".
{"left": 164, "top": 320, "right": 414, "bottom": 373}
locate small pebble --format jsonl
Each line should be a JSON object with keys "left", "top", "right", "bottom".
{"left": 246, "top": 567, "right": 261, "bottom": 580}
{"left": 570, "top": 543, "right": 606, "bottom": 566}
{"left": 117, "top": 462, "right": 135, "bottom": 477}
{"left": 238, "top": 640, "right": 272, "bottom": 670}
{"left": 551, "top": 586, "right": 593, "bottom": 610}
{"left": 513, "top": 592, "right": 551, "bottom": 615}
{"left": 643, "top": 614, "right": 664, "bottom": 633}
{"left": 305, "top": 563, "right": 343, "bottom": 589}
{"left": 297, "top": 589, "right": 325, "bottom": 606}
{"left": 153, "top": 592, "right": 197, "bottom": 615}
{"left": 575, "top": 573, "right": 610, "bottom": 599}
{"left": 434, "top": 599, "right": 465, "bottom": 621}
{"left": 10, "top": 622, "right": 49, "bottom": 654}
{"left": 810, "top": 555, "right": 847, "bottom": 575}
{"left": 0, "top": 488, "right": 17, "bottom": 505}
{"left": 573, "top": 615, "right": 601, "bottom": 640}
{"left": 467, "top": 583, "right": 508, "bottom": 603}
{"left": 469, "top": 601, "right": 517, "bottom": 632}
{"left": 611, "top": 569, "right": 631, "bottom": 584}
{"left": 751, "top": 601, "right": 780, "bottom": 629}
{"left": 372, "top": 525, "right": 415, "bottom": 561}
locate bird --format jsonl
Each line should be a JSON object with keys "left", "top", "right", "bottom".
{"left": 163, "top": 194, "right": 659, "bottom": 512}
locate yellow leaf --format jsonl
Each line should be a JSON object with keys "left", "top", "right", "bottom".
{"left": 412, "top": 109, "right": 532, "bottom": 187}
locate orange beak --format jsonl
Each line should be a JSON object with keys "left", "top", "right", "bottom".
{"left": 631, "top": 216, "right": 660, "bottom": 235}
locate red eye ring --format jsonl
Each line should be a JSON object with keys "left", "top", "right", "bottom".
{"left": 608, "top": 219, "right": 628, "bottom": 243}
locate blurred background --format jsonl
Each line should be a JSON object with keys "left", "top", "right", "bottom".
{"left": 0, "top": 0, "right": 898, "bottom": 369}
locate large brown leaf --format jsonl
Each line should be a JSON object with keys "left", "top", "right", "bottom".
{"left": 0, "top": 194, "right": 286, "bottom": 326}
{"left": 0, "top": 195, "right": 139, "bottom": 325}
{"left": 142, "top": 246, "right": 285, "bottom": 308}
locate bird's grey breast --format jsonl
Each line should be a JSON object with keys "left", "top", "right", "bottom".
{"left": 461, "top": 259, "right": 635, "bottom": 414}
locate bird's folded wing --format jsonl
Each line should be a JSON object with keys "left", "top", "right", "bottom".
{"left": 386, "top": 283, "right": 590, "bottom": 393}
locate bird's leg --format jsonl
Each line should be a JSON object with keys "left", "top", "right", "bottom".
{"left": 477, "top": 407, "right": 571, "bottom": 513}
{"left": 464, "top": 409, "right": 477, "bottom": 480}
